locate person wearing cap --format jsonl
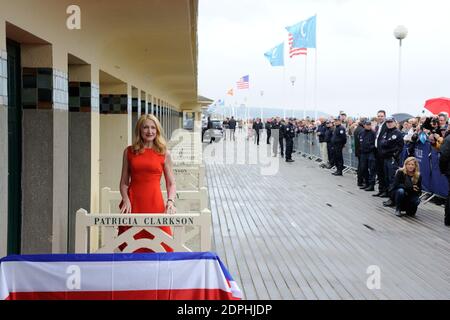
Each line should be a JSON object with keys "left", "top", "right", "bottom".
{"left": 379, "top": 116, "right": 404, "bottom": 203}
{"left": 324, "top": 120, "right": 335, "bottom": 169}
{"left": 354, "top": 118, "right": 367, "bottom": 187}
{"left": 279, "top": 119, "right": 286, "bottom": 157}
{"left": 359, "top": 120, "right": 377, "bottom": 191}
{"left": 285, "top": 118, "right": 296, "bottom": 162}
{"left": 331, "top": 117, "right": 347, "bottom": 175}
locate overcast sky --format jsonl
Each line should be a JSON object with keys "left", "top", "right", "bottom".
{"left": 198, "top": 0, "right": 450, "bottom": 117}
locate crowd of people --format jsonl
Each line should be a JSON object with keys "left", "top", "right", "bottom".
{"left": 213, "top": 110, "right": 450, "bottom": 226}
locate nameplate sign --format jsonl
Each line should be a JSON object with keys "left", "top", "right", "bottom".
{"left": 76, "top": 213, "right": 206, "bottom": 227}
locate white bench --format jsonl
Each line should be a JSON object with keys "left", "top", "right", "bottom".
{"left": 75, "top": 209, "right": 211, "bottom": 253}
{"left": 96, "top": 187, "right": 210, "bottom": 252}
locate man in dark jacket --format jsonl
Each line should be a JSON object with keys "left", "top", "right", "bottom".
{"left": 324, "top": 120, "right": 334, "bottom": 169}
{"left": 379, "top": 117, "right": 404, "bottom": 196}
{"left": 359, "top": 120, "right": 376, "bottom": 191}
{"left": 205, "top": 116, "right": 214, "bottom": 144}
{"left": 317, "top": 118, "right": 328, "bottom": 165}
{"left": 285, "top": 118, "right": 296, "bottom": 162}
{"left": 265, "top": 119, "right": 272, "bottom": 144}
{"left": 228, "top": 116, "right": 237, "bottom": 141}
{"left": 279, "top": 119, "right": 286, "bottom": 157}
{"left": 331, "top": 117, "right": 347, "bottom": 176}
{"left": 253, "top": 118, "right": 263, "bottom": 146}
{"left": 373, "top": 110, "right": 388, "bottom": 197}
{"left": 354, "top": 119, "right": 366, "bottom": 186}
{"left": 439, "top": 132, "right": 450, "bottom": 226}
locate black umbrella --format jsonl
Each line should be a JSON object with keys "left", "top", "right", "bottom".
{"left": 391, "top": 113, "right": 414, "bottom": 123}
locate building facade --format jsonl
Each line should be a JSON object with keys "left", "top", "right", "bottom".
{"left": 0, "top": 0, "right": 202, "bottom": 256}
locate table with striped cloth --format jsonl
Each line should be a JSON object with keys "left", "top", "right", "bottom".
{"left": 0, "top": 252, "right": 242, "bottom": 300}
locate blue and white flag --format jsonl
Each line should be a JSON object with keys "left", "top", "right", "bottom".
{"left": 285, "top": 15, "right": 316, "bottom": 49}
{"left": 264, "top": 42, "right": 284, "bottom": 67}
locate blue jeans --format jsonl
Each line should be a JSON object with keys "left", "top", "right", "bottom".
{"left": 394, "top": 188, "right": 420, "bottom": 215}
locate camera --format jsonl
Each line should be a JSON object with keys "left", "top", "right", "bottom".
{"left": 422, "top": 117, "right": 438, "bottom": 131}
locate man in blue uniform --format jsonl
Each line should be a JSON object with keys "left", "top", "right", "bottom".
{"left": 279, "top": 119, "right": 286, "bottom": 157}
{"left": 379, "top": 116, "right": 404, "bottom": 203}
{"left": 354, "top": 119, "right": 366, "bottom": 186}
{"left": 331, "top": 117, "right": 347, "bottom": 176}
{"left": 359, "top": 120, "right": 376, "bottom": 191}
{"left": 324, "top": 120, "right": 334, "bottom": 169}
{"left": 285, "top": 118, "right": 296, "bottom": 162}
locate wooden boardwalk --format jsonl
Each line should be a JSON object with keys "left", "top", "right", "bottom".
{"left": 205, "top": 131, "right": 450, "bottom": 300}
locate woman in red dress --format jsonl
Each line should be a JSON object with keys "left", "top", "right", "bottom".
{"left": 118, "top": 114, "right": 176, "bottom": 253}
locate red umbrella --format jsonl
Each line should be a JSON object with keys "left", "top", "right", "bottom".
{"left": 424, "top": 97, "right": 450, "bottom": 115}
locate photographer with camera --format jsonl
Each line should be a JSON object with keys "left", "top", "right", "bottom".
{"left": 420, "top": 116, "right": 446, "bottom": 150}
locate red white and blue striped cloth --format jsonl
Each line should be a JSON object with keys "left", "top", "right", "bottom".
{"left": 0, "top": 252, "right": 242, "bottom": 300}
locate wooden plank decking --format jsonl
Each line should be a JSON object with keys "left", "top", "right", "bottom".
{"left": 205, "top": 131, "right": 450, "bottom": 300}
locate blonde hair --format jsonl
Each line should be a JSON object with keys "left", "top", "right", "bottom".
{"left": 132, "top": 114, "right": 167, "bottom": 155}
{"left": 401, "top": 157, "right": 420, "bottom": 184}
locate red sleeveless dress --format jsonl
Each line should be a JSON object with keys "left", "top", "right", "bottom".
{"left": 118, "top": 146, "right": 173, "bottom": 253}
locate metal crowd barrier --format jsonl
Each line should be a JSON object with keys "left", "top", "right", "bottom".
{"left": 296, "top": 133, "right": 359, "bottom": 171}
{"left": 296, "top": 133, "right": 449, "bottom": 202}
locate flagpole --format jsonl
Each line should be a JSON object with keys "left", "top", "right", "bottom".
{"left": 246, "top": 87, "right": 250, "bottom": 120}
{"left": 314, "top": 16, "right": 318, "bottom": 121}
{"left": 260, "top": 90, "right": 264, "bottom": 120}
{"left": 283, "top": 65, "right": 286, "bottom": 120}
{"left": 304, "top": 53, "right": 308, "bottom": 120}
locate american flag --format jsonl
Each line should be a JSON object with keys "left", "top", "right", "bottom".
{"left": 236, "top": 75, "right": 249, "bottom": 90}
{"left": 288, "top": 33, "right": 307, "bottom": 58}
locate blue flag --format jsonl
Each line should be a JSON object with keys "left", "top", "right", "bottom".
{"left": 286, "top": 15, "right": 316, "bottom": 49}
{"left": 264, "top": 42, "right": 284, "bottom": 67}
